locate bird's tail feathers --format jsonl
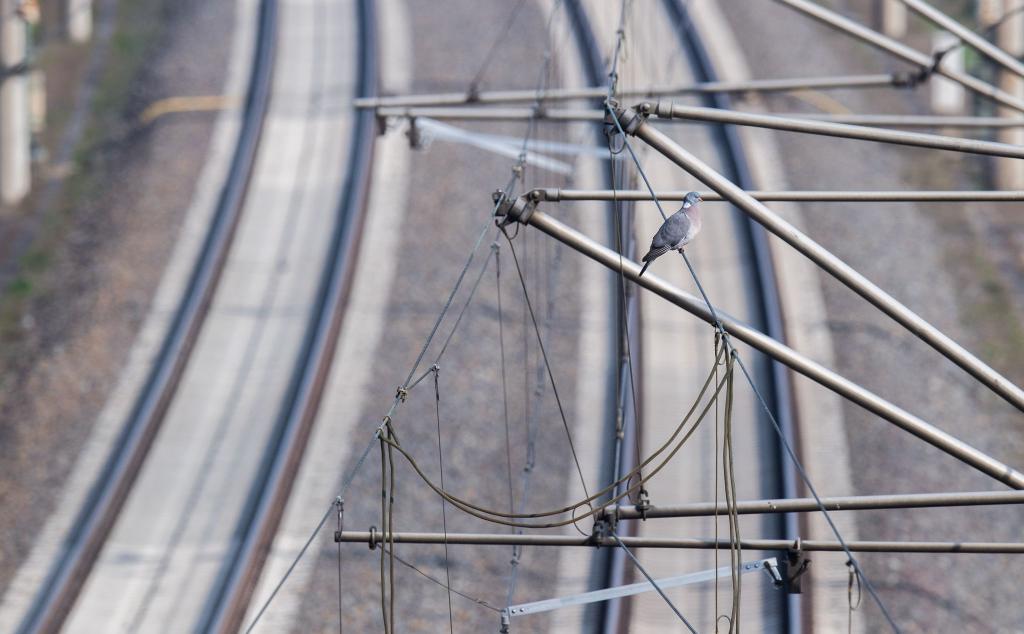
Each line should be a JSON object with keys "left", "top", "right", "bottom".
{"left": 638, "top": 260, "right": 651, "bottom": 277}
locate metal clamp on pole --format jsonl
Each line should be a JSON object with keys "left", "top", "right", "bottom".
{"left": 589, "top": 514, "right": 618, "bottom": 547}
{"left": 493, "top": 190, "right": 538, "bottom": 226}
{"left": 779, "top": 539, "right": 811, "bottom": 594}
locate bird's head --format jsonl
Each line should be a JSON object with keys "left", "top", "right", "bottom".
{"left": 682, "top": 191, "right": 703, "bottom": 209}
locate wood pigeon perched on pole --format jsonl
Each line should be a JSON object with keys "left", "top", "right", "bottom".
{"left": 638, "top": 191, "right": 703, "bottom": 277}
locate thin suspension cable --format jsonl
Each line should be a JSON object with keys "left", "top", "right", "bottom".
{"left": 433, "top": 369, "right": 455, "bottom": 634}
{"left": 502, "top": 229, "right": 592, "bottom": 506}
{"left": 432, "top": 241, "right": 498, "bottom": 366}
{"left": 383, "top": 547, "right": 501, "bottom": 613}
{"left": 244, "top": 430, "right": 380, "bottom": 633}
{"left": 733, "top": 354, "right": 902, "bottom": 633}
{"left": 467, "top": 0, "right": 530, "bottom": 93}
{"left": 342, "top": 497, "right": 350, "bottom": 630}
{"left": 611, "top": 533, "right": 697, "bottom": 633}
{"left": 494, "top": 244, "right": 516, "bottom": 521}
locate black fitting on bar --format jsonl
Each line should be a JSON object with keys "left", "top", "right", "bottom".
{"left": 368, "top": 526, "right": 378, "bottom": 550}
{"left": 608, "top": 102, "right": 647, "bottom": 136}
{"left": 494, "top": 193, "right": 537, "bottom": 226}
{"left": 778, "top": 540, "right": 811, "bottom": 594}
{"left": 589, "top": 515, "right": 618, "bottom": 547}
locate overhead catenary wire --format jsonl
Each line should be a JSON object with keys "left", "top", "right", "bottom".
{"left": 376, "top": 347, "right": 729, "bottom": 529}
{"left": 611, "top": 533, "right": 698, "bottom": 634}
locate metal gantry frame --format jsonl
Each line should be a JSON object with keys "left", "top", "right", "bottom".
{"left": 774, "top": 0, "right": 1024, "bottom": 113}
{"left": 607, "top": 103, "right": 1024, "bottom": 416}
{"left": 493, "top": 200, "right": 1024, "bottom": 489}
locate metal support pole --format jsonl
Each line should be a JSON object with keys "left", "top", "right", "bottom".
{"left": 648, "top": 102, "right": 1024, "bottom": 158}
{"left": 534, "top": 188, "right": 1024, "bottom": 202}
{"left": 355, "top": 74, "right": 901, "bottom": 108}
{"left": 895, "top": 0, "right": 1024, "bottom": 79}
{"left": 496, "top": 204, "right": 1024, "bottom": 489}
{"left": 66, "top": 0, "right": 92, "bottom": 43}
{"left": 376, "top": 106, "right": 603, "bottom": 122}
{"left": 774, "top": 0, "right": 1024, "bottom": 114}
{"left": 770, "top": 114, "right": 1024, "bottom": 128}
{"left": 378, "top": 105, "right": 1024, "bottom": 134}
{"left": 603, "top": 490, "right": 1024, "bottom": 520}
{"left": 339, "top": 530, "right": 1024, "bottom": 554}
{"left": 0, "top": 0, "right": 30, "bottom": 206}
{"left": 998, "top": 0, "right": 1024, "bottom": 189}
{"left": 616, "top": 105, "right": 1024, "bottom": 416}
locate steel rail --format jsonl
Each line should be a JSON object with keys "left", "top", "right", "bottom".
{"left": 199, "top": 0, "right": 378, "bottom": 632}
{"left": 496, "top": 204, "right": 1024, "bottom": 489}
{"left": 603, "top": 490, "right": 1024, "bottom": 519}
{"left": 649, "top": 102, "right": 1024, "bottom": 158}
{"left": 661, "top": 2, "right": 800, "bottom": 631}
{"left": 339, "top": 530, "right": 1024, "bottom": 554}
{"left": 894, "top": 0, "right": 1024, "bottom": 80}
{"left": 535, "top": 188, "right": 1024, "bottom": 202}
{"left": 615, "top": 105, "right": 1024, "bottom": 415}
{"left": 16, "top": 2, "right": 280, "bottom": 633}
{"left": 558, "top": 2, "right": 637, "bottom": 633}
{"left": 774, "top": 0, "right": 1024, "bottom": 114}
{"left": 354, "top": 73, "right": 901, "bottom": 108}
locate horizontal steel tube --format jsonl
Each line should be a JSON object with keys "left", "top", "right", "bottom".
{"left": 652, "top": 103, "right": 1024, "bottom": 158}
{"left": 536, "top": 188, "right": 1024, "bottom": 202}
{"left": 354, "top": 74, "right": 899, "bottom": 108}
{"left": 626, "top": 113, "right": 1024, "bottom": 416}
{"left": 339, "top": 531, "right": 1024, "bottom": 554}
{"left": 774, "top": 0, "right": 1024, "bottom": 114}
{"left": 521, "top": 208, "right": 1024, "bottom": 488}
{"left": 605, "top": 490, "right": 1024, "bottom": 519}
{"left": 896, "top": 0, "right": 1024, "bottom": 80}
{"left": 376, "top": 106, "right": 603, "bottom": 121}
{"left": 788, "top": 114, "right": 1024, "bottom": 128}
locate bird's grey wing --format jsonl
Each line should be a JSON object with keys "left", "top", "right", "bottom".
{"left": 651, "top": 212, "right": 691, "bottom": 249}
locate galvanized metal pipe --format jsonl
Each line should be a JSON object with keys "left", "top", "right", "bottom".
{"left": 378, "top": 105, "right": 1024, "bottom": 136}
{"left": 503, "top": 206, "right": 1024, "bottom": 489}
{"left": 604, "top": 490, "right": 1024, "bottom": 519}
{"left": 895, "top": 0, "right": 1024, "bottom": 80}
{"left": 375, "top": 106, "right": 603, "bottom": 121}
{"left": 339, "top": 531, "right": 1024, "bottom": 553}
{"left": 535, "top": 188, "right": 1024, "bottom": 202}
{"left": 786, "top": 113, "right": 1024, "bottom": 128}
{"left": 774, "top": 0, "right": 1024, "bottom": 114}
{"left": 355, "top": 74, "right": 901, "bottom": 108}
{"left": 619, "top": 108, "right": 1024, "bottom": 417}
{"left": 650, "top": 103, "right": 1024, "bottom": 158}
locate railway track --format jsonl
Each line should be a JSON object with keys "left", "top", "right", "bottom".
{"left": 15, "top": 0, "right": 378, "bottom": 631}
{"left": 564, "top": 1, "right": 801, "bottom": 631}
{"left": 17, "top": 0, "right": 278, "bottom": 631}
{"left": 199, "top": 0, "right": 378, "bottom": 630}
